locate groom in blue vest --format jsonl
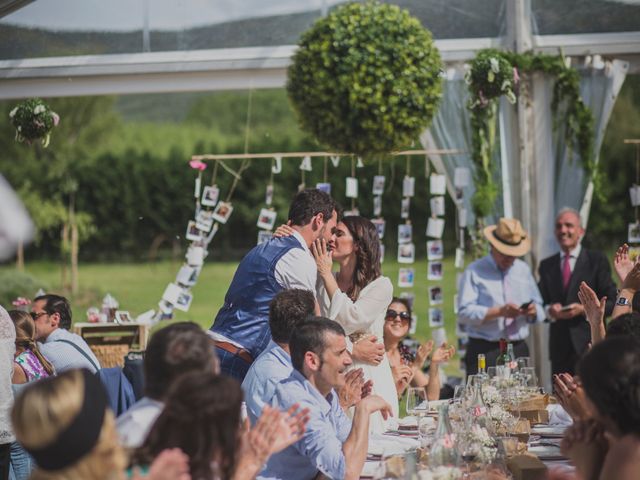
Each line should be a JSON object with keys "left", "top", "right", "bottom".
{"left": 209, "top": 189, "right": 339, "bottom": 380}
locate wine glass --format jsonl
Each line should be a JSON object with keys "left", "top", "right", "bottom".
{"left": 459, "top": 436, "right": 481, "bottom": 474}
{"left": 487, "top": 366, "right": 498, "bottom": 379}
{"left": 406, "top": 387, "right": 429, "bottom": 417}
{"left": 516, "top": 356, "right": 531, "bottom": 370}
{"left": 521, "top": 367, "right": 538, "bottom": 393}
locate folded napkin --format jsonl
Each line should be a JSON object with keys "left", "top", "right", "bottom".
{"left": 546, "top": 404, "right": 573, "bottom": 426}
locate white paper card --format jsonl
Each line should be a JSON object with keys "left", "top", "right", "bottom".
{"left": 194, "top": 176, "right": 201, "bottom": 199}
{"left": 428, "top": 261, "right": 443, "bottom": 281}
{"left": 429, "top": 308, "right": 444, "bottom": 328}
{"left": 629, "top": 222, "right": 640, "bottom": 243}
{"left": 176, "top": 265, "right": 199, "bottom": 287}
{"left": 299, "top": 156, "right": 312, "bottom": 171}
{"left": 330, "top": 155, "right": 340, "bottom": 167}
{"left": 373, "top": 195, "right": 382, "bottom": 216}
{"left": 458, "top": 208, "right": 468, "bottom": 228}
{"left": 429, "top": 286, "right": 443, "bottom": 305}
{"left": 316, "top": 182, "right": 331, "bottom": 194}
{"left": 401, "top": 198, "right": 410, "bottom": 219}
{"left": 455, "top": 248, "right": 465, "bottom": 269}
{"left": 372, "top": 218, "right": 385, "bottom": 239}
{"left": 454, "top": 167, "right": 471, "bottom": 187}
{"left": 372, "top": 176, "right": 386, "bottom": 195}
{"left": 630, "top": 185, "right": 640, "bottom": 207}
{"left": 356, "top": 157, "right": 364, "bottom": 168}
{"left": 162, "top": 283, "right": 183, "bottom": 305}
{"left": 346, "top": 177, "right": 358, "bottom": 198}
{"left": 397, "top": 242, "right": 415, "bottom": 264}
{"left": 265, "top": 185, "right": 274, "bottom": 206}
{"left": 402, "top": 176, "right": 415, "bottom": 197}
{"left": 432, "top": 327, "right": 447, "bottom": 346}
{"left": 430, "top": 196, "right": 445, "bottom": 216}
{"left": 426, "top": 217, "right": 445, "bottom": 238}
{"left": 427, "top": 240, "right": 444, "bottom": 260}
{"left": 398, "top": 268, "right": 415, "bottom": 288}
{"left": 256, "top": 208, "right": 277, "bottom": 230}
{"left": 186, "top": 246, "right": 205, "bottom": 266}
{"left": 201, "top": 185, "right": 219, "bottom": 207}
{"left": 398, "top": 224, "right": 413, "bottom": 244}
{"left": 430, "top": 174, "right": 446, "bottom": 195}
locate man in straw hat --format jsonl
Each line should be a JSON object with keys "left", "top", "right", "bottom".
{"left": 458, "top": 218, "right": 545, "bottom": 375}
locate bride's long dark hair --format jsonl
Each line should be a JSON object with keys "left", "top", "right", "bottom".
{"left": 341, "top": 216, "right": 382, "bottom": 301}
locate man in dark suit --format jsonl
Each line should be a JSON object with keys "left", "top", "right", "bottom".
{"left": 538, "top": 208, "right": 617, "bottom": 375}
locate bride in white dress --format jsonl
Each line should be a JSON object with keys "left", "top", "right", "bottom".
{"left": 311, "top": 216, "right": 397, "bottom": 434}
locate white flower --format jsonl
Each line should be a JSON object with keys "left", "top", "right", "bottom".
{"left": 490, "top": 57, "right": 500, "bottom": 73}
{"left": 9, "top": 107, "right": 17, "bottom": 118}
{"left": 33, "top": 104, "right": 45, "bottom": 114}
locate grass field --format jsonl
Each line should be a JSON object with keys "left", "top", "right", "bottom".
{"left": 1, "top": 254, "right": 465, "bottom": 375}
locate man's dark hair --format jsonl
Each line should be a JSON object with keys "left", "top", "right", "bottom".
{"left": 290, "top": 318, "right": 345, "bottom": 372}
{"left": 578, "top": 336, "right": 640, "bottom": 435}
{"left": 607, "top": 312, "right": 640, "bottom": 339}
{"left": 144, "top": 322, "right": 216, "bottom": 400}
{"left": 288, "top": 188, "right": 339, "bottom": 226}
{"left": 34, "top": 294, "right": 72, "bottom": 330}
{"left": 269, "top": 289, "right": 315, "bottom": 344}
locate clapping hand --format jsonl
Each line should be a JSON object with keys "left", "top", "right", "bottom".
{"left": 338, "top": 368, "right": 365, "bottom": 409}
{"left": 413, "top": 340, "right": 434, "bottom": 368}
{"left": 621, "top": 261, "right": 640, "bottom": 292}
{"left": 577, "top": 282, "right": 606, "bottom": 330}
{"left": 614, "top": 243, "right": 636, "bottom": 283}
{"left": 131, "top": 448, "right": 191, "bottom": 480}
{"left": 431, "top": 342, "right": 455, "bottom": 364}
{"left": 553, "top": 373, "right": 593, "bottom": 420}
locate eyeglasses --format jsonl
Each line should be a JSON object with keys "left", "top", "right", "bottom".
{"left": 385, "top": 309, "right": 411, "bottom": 323}
{"left": 30, "top": 311, "right": 48, "bottom": 321}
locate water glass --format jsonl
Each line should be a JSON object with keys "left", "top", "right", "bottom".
{"left": 516, "top": 356, "right": 531, "bottom": 370}
{"left": 406, "top": 387, "right": 429, "bottom": 416}
{"left": 521, "top": 367, "right": 538, "bottom": 389}
{"left": 487, "top": 366, "right": 498, "bottom": 378}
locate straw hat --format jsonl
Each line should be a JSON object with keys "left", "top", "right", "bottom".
{"left": 483, "top": 218, "right": 531, "bottom": 257}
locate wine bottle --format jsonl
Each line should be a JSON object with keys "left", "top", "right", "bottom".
{"left": 429, "top": 403, "right": 459, "bottom": 467}
{"left": 496, "top": 338, "right": 508, "bottom": 366}
{"left": 477, "top": 353, "right": 487, "bottom": 376}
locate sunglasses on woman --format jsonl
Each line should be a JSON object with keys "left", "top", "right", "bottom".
{"left": 385, "top": 309, "right": 411, "bottom": 322}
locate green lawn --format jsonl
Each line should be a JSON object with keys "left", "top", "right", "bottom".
{"left": 1, "top": 254, "right": 464, "bottom": 375}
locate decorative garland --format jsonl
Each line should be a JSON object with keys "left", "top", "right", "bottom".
{"left": 9, "top": 98, "right": 60, "bottom": 147}
{"left": 466, "top": 49, "right": 595, "bottom": 242}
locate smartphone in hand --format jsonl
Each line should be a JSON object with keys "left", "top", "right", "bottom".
{"left": 560, "top": 304, "right": 573, "bottom": 312}
{"left": 519, "top": 300, "right": 533, "bottom": 310}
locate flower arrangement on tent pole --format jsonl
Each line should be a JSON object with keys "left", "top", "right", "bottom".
{"left": 287, "top": 1, "right": 443, "bottom": 157}
{"left": 9, "top": 98, "right": 60, "bottom": 147}
{"left": 466, "top": 48, "right": 594, "bottom": 257}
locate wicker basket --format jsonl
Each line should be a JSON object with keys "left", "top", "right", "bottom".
{"left": 89, "top": 344, "right": 130, "bottom": 368}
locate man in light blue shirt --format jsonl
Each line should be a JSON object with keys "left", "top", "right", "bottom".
{"left": 458, "top": 218, "right": 544, "bottom": 374}
{"left": 258, "top": 319, "right": 392, "bottom": 480}
{"left": 242, "top": 288, "right": 316, "bottom": 424}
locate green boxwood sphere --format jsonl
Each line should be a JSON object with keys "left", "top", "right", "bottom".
{"left": 287, "top": 1, "right": 443, "bottom": 157}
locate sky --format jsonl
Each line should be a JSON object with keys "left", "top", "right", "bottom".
{"left": 1, "top": 0, "right": 344, "bottom": 31}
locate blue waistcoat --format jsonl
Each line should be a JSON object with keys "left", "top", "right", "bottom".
{"left": 210, "top": 235, "right": 304, "bottom": 359}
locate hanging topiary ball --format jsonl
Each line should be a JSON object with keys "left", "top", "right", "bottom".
{"left": 466, "top": 49, "right": 518, "bottom": 108}
{"left": 287, "top": 1, "right": 443, "bottom": 157}
{"left": 9, "top": 98, "right": 60, "bottom": 148}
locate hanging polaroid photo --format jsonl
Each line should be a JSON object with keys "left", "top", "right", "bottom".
{"left": 454, "top": 167, "right": 471, "bottom": 188}
{"left": 409, "top": 314, "right": 418, "bottom": 335}
{"left": 629, "top": 185, "right": 640, "bottom": 207}
{"left": 201, "top": 185, "right": 220, "bottom": 207}
{"left": 114, "top": 310, "right": 133, "bottom": 324}
{"left": 212, "top": 201, "right": 233, "bottom": 224}
{"left": 343, "top": 208, "right": 360, "bottom": 217}
{"left": 630, "top": 222, "right": 640, "bottom": 243}
{"left": 346, "top": 177, "right": 358, "bottom": 198}
{"left": 186, "top": 221, "right": 206, "bottom": 242}
{"left": 373, "top": 195, "right": 382, "bottom": 216}
{"left": 400, "top": 197, "right": 410, "bottom": 219}
{"left": 455, "top": 248, "right": 465, "bottom": 269}
{"left": 427, "top": 240, "right": 444, "bottom": 260}
{"left": 257, "top": 230, "right": 273, "bottom": 245}
{"left": 372, "top": 175, "right": 386, "bottom": 195}
{"left": 256, "top": 208, "right": 277, "bottom": 231}
{"left": 162, "top": 283, "right": 183, "bottom": 305}
{"left": 432, "top": 326, "right": 447, "bottom": 346}
{"left": 428, "top": 261, "right": 444, "bottom": 281}
{"left": 397, "top": 242, "right": 415, "bottom": 264}
{"left": 430, "top": 196, "right": 445, "bottom": 217}
{"left": 429, "top": 308, "right": 444, "bottom": 328}
{"left": 174, "top": 290, "right": 193, "bottom": 312}
{"left": 176, "top": 265, "right": 199, "bottom": 287}
{"left": 453, "top": 294, "right": 459, "bottom": 314}
{"left": 402, "top": 176, "right": 415, "bottom": 198}
{"left": 398, "top": 268, "right": 415, "bottom": 288}
{"left": 630, "top": 246, "right": 640, "bottom": 262}
{"left": 379, "top": 243, "right": 385, "bottom": 263}
{"left": 458, "top": 208, "right": 468, "bottom": 228}
{"left": 398, "top": 223, "right": 413, "bottom": 244}
{"left": 426, "top": 217, "right": 445, "bottom": 239}
{"left": 265, "top": 184, "right": 274, "bottom": 206}
{"left": 299, "top": 156, "right": 312, "bottom": 171}
{"left": 186, "top": 245, "right": 205, "bottom": 266}
{"left": 429, "top": 174, "right": 446, "bottom": 195}
{"left": 195, "top": 210, "right": 214, "bottom": 232}
{"left": 371, "top": 218, "right": 386, "bottom": 239}
{"left": 399, "top": 291, "right": 415, "bottom": 310}
{"left": 455, "top": 188, "right": 464, "bottom": 202}
{"left": 316, "top": 182, "right": 331, "bottom": 194}
{"left": 158, "top": 300, "right": 174, "bottom": 316}
{"left": 429, "top": 286, "right": 443, "bottom": 305}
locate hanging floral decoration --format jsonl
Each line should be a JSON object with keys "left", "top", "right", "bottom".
{"left": 9, "top": 98, "right": 60, "bottom": 148}
{"left": 466, "top": 49, "right": 595, "bottom": 257}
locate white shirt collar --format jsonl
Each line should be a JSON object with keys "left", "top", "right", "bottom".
{"left": 563, "top": 243, "right": 582, "bottom": 259}
{"left": 291, "top": 229, "right": 310, "bottom": 253}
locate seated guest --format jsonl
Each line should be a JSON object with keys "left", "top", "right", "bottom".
{"left": 242, "top": 289, "right": 315, "bottom": 424}
{"left": 31, "top": 294, "right": 100, "bottom": 373}
{"left": 133, "top": 371, "right": 308, "bottom": 480}
{"left": 1, "top": 306, "right": 15, "bottom": 480}
{"left": 11, "top": 369, "right": 191, "bottom": 480}
{"left": 10, "top": 310, "right": 54, "bottom": 383}
{"left": 259, "top": 319, "right": 393, "bottom": 480}
{"left": 117, "top": 322, "right": 218, "bottom": 448}
{"left": 561, "top": 336, "right": 640, "bottom": 480}
{"left": 383, "top": 298, "right": 455, "bottom": 400}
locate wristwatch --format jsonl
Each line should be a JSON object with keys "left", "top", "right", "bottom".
{"left": 616, "top": 296, "right": 631, "bottom": 306}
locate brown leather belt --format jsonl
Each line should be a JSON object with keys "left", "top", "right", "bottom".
{"left": 214, "top": 340, "right": 253, "bottom": 364}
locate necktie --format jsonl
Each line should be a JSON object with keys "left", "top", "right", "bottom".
{"left": 562, "top": 254, "right": 571, "bottom": 291}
